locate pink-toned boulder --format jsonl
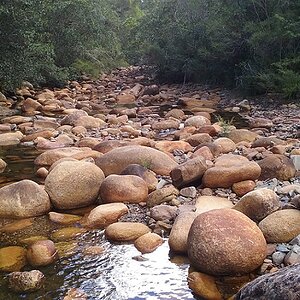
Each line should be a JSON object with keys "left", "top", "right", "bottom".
{"left": 100, "top": 175, "right": 148, "bottom": 204}
{"left": 95, "top": 145, "right": 178, "bottom": 176}
{"left": 187, "top": 209, "right": 267, "bottom": 276}
{"left": 202, "top": 154, "right": 261, "bottom": 188}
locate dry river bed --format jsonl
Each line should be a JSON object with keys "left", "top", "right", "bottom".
{"left": 0, "top": 66, "right": 299, "bottom": 299}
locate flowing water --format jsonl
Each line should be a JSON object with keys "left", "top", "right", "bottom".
{"left": 0, "top": 144, "right": 196, "bottom": 299}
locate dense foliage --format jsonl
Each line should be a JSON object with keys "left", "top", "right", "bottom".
{"left": 1, "top": 0, "right": 299, "bottom": 98}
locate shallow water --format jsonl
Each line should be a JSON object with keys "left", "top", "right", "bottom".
{"left": 0, "top": 229, "right": 195, "bottom": 300}
{"left": 0, "top": 145, "right": 196, "bottom": 300}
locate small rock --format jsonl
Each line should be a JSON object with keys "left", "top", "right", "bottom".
{"left": 8, "top": 270, "right": 44, "bottom": 293}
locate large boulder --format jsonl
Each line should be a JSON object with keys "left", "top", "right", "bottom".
{"left": 187, "top": 209, "right": 267, "bottom": 276}
{"left": 202, "top": 154, "right": 261, "bottom": 188}
{"left": 258, "top": 209, "right": 300, "bottom": 243}
{"left": 99, "top": 175, "right": 148, "bottom": 204}
{"left": 257, "top": 154, "right": 296, "bottom": 181}
{"left": 45, "top": 161, "right": 105, "bottom": 209}
{"left": 95, "top": 145, "right": 178, "bottom": 176}
{"left": 227, "top": 129, "right": 258, "bottom": 144}
{"left": 233, "top": 188, "right": 280, "bottom": 222}
{"left": 0, "top": 180, "right": 51, "bottom": 218}
{"left": 235, "top": 264, "right": 300, "bottom": 300}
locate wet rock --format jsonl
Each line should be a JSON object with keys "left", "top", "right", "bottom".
{"left": 45, "top": 161, "right": 105, "bottom": 209}
{"left": 19, "top": 236, "right": 48, "bottom": 246}
{"left": 258, "top": 209, "right": 300, "bottom": 243}
{"left": 105, "top": 222, "right": 151, "bottom": 242}
{"left": 150, "top": 205, "right": 178, "bottom": 221}
{"left": 134, "top": 232, "right": 163, "bottom": 254}
{"left": 258, "top": 154, "right": 296, "bottom": 181}
{"left": 187, "top": 209, "right": 267, "bottom": 276}
{"left": 0, "top": 246, "right": 27, "bottom": 272}
{"left": 0, "top": 218, "right": 34, "bottom": 233}
{"left": 95, "top": 145, "right": 178, "bottom": 176}
{"left": 213, "top": 137, "right": 236, "bottom": 153}
{"left": 188, "top": 272, "right": 222, "bottom": 300}
{"left": 170, "top": 156, "right": 208, "bottom": 188}
{"left": 202, "top": 154, "right": 261, "bottom": 188}
{"left": 27, "top": 240, "right": 58, "bottom": 267}
{"left": 120, "top": 164, "right": 158, "bottom": 192}
{"left": 82, "top": 245, "right": 105, "bottom": 256}
{"left": 63, "top": 288, "right": 87, "bottom": 300}
{"left": 233, "top": 188, "right": 280, "bottom": 222}
{"left": 227, "top": 129, "right": 258, "bottom": 143}
{"left": 80, "top": 203, "right": 128, "bottom": 228}
{"left": 232, "top": 180, "right": 256, "bottom": 197}
{"left": 169, "top": 212, "right": 198, "bottom": 253}
{"left": 48, "top": 212, "right": 82, "bottom": 225}
{"left": 8, "top": 270, "right": 44, "bottom": 293}
{"left": 51, "top": 227, "right": 86, "bottom": 242}
{"left": 195, "top": 196, "right": 233, "bottom": 214}
{"left": 147, "top": 185, "right": 179, "bottom": 207}
{"left": 234, "top": 264, "right": 300, "bottom": 300}
{"left": 0, "top": 180, "right": 51, "bottom": 218}
{"left": 100, "top": 174, "right": 148, "bottom": 204}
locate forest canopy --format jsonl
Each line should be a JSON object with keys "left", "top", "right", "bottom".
{"left": 0, "top": 0, "right": 300, "bottom": 97}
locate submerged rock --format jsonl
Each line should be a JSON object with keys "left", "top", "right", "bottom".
{"left": 0, "top": 246, "right": 27, "bottom": 272}
{"left": 8, "top": 270, "right": 44, "bottom": 293}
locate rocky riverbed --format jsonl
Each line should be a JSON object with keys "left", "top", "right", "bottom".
{"left": 0, "top": 66, "right": 299, "bottom": 299}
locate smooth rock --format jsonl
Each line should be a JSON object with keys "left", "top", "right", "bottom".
{"left": 232, "top": 180, "right": 256, "bottom": 197}
{"left": 169, "top": 212, "right": 199, "bottom": 253}
{"left": 213, "top": 137, "right": 236, "bottom": 153}
{"left": 187, "top": 209, "right": 267, "bottom": 275}
{"left": 258, "top": 209, "right": 300, "bottom": 243}
{"left": 0, "top": 246, "right": 27, "bottom": 272}
{"left": 258, "top": 154, "right": 296, "bottom": 181}
{"left": 51, "top": 227, "right": 86, "bottom": 242}
{"left": 188, "top": 272, "right": 222, "bottom": 300}
{"left": 100, "top": 174, "right": 148, "bottom": 204}
{"left": 134, "top": 233, "right": 163, "bottom": 254}
{"left": 0, "top": 180, "right": 51, "bottom": 218}
{"left": 195, "top": 196, "right": 233, "bottom": 214}
{"left": 233, "top": 188, "right": 280, "bottom": 222}
{"left": 80, "top": 203, "right": 128, "bottom": 229}
{"left": 95, "top": 145, "right": 178, "bottom": 176}
{"left": 45, "top": 161, "right": 104, "bottom": 209}
{"left": 227, "top": 129, "right": 258, "bottom": 144}
{"left": 202, "top": 154, "right": 261, "bottom": 188}
{"left": 105, "top": 222, "right": 151, "bottom": 242}
{"left": 27, "top": 240, "right": 58, "bottom": 267}
{"left": 48, "top": 212, "right": 82, "bottom": 225}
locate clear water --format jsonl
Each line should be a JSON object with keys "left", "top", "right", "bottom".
{"left": 0, "top": 145, "right": 196, "bottom": 300}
